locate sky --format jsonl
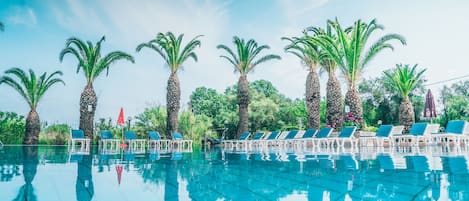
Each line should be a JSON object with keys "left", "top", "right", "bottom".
{"left": 0, "top": 0, "right": 468, "bottom": 127}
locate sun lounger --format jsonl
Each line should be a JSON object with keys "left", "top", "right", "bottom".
{"left": 292, "top": 128, "right": 318, "bottom": 148}
{"left": 405, "top": 155, "right": 430, "bottom": 172}
{"left": 99, "top": 130, "right": 121, "bottom": 151}
{"left": 247, "top": 132, "right": 265, "bottom": 148}
{"left": 223, "top": 132, "right": 251, "bottom": 148}
{"left": 431, "top": 120, "right": 468, "bottom": 146}
{"left": 171, "top": 132, "right": 192, "bottom": 150}
{"left": 394, "top": 123, "right": 438, "bottom": 146}
{"left": 124, "top": 131, "right": 146, "bottom": 150}
{"left": 148, "top": 131, "right": 171, "bottom": 149}
{"left": 312, "top": 127, "right": 334, "bottom": 147}
{"left": 327, "top": 126, "right": 358, "bottom": 147}
{"left": 276, "top": 130, "right": 299, "bottom": 147}
{"left": 360, "top": 125, "right": 404, "bottom": 147}
{"left": 68, "top": 129, "right": 91, "bottom": 152}
{"left": 258, "top": 131, "right": 281, "bottom": 147}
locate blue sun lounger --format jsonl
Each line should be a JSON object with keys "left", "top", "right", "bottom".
{"left": 327, "top": 126, "right": 357, "bottom": 147}
{"left": 312, "top": 127, "right": 334, "bottom": 147}
{"left": 171, "top": 132, "right": 193, "bottom": 150}
{"left": 124, "top": 131, "right": 146, "bottom": 151}
{"left": 223, "top": 132, "right": 251, "bottom": 148}
{"left": 68, "top": 129, "right": 91, "bottom": 153}
{"left": 431, "top": 120, "right": 468, "bottom": 146}
{"left": 292, "top": 128, "right": 318, "bottom": 148}
{"left": 99, "top": 130, "right": 121, "bottom": 151}
{"left": 148, "top": 131, "right": 171, "bottom": 149}
{"left": 258, "top": 131, "right": 281, "bottom": 147}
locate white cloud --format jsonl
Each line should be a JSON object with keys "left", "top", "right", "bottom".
{"left": 7, "top": 6, "right": 37, "bottom": 26}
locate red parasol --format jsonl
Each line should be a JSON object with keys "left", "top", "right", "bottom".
{"left": 117, "top": 107, "right": 125, "bottom": 126}
{"left": 116, "top": 165, "right": 123, "bottom": 185}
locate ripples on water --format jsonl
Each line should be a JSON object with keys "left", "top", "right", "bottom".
{"left": 0, "top": 145, "right": 469, "bottom": 201}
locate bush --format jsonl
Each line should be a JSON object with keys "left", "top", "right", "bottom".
{"left": 0, "top": 111, "right": 25, "bottom": 144}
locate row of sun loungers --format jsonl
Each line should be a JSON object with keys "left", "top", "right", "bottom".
{"left": 69, "top": 129, "right": 193, "bottom": 152}
{"left": 223, "top": 120, "right": 469, "bottom": 149}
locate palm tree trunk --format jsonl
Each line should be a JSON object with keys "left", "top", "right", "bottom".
{"left": 24, "top": 109, "right": 40, "bottom": 145}
{"left": 167, "top": 72, "right": 180, "bottom": 136}
{"left": 344, "top": 87, "right": 363, "bottom": 125}
{"left": 305, "top": 70, "right": 320, "bottom": 129}
{"left": 79, "top": 84, "right": 97, "bottom": 141}
{"left": 326, "top": 73, "right": 343, "bottom": 129}
{"left": 399, "top": 97, "right": 415, "bottom": 133}
{"left": 237, "top": 75, "right": 249, "bottom": 138}
{"left": 76, "top": 154, "right": 94, "bottom": 201}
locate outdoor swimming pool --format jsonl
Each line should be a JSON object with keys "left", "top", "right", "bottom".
{"left": 0, "top": 146, "right": 469, "bottom": 201}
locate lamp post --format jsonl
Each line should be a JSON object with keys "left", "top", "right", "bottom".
{"left": 127, "top": 116, "right": 132, "bottom": 131}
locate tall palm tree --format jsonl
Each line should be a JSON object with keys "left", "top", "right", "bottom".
{"left": 0, "top": 68, "right": 64, "bottom": 144}
{"left": 310, "top": 19, "right": 406, "bottom": 124}
{"left": 282, "top": 36, "right": 321, "bottom": 129}
{"left": 218, "top": 37, "right": 281, "bottom": 138}
{"left": 305, "top": 25, "right": 343, "bottom": 129}
{"left": 383, "top": 64, "right": 426, "bottom": 131}
{"left": 60, "top": 36, "right": 134, "bottom": 141}
{"left": 136, "top": 32, "right": 202, "bottom": 135}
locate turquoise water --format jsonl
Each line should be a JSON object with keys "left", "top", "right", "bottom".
{"left": 1, "top": 146, "right": 469, "bottom": 201}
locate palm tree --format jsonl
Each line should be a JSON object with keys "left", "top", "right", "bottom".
{"left": 383, "top": 64, "right": 426, "bottom": 131}
{"left": 218, "top": 37, "right": 281, "bottom": 138}
{"left": 310, "top": 19, "right": 406, "bottom": 124}
{"left": 282, "top": 36, "right": 321, "bottom": 129}
{"left": 60, "top": 36, "right": 134, "bottom": 141}
{"left": 136, "top": 32, "right": 202, "bottom": 135}
{"left": 305, "top": 25, "right": 343, "bottom": 129}
{"left": 0, "top": 68, "right": 64, "bottom": 144}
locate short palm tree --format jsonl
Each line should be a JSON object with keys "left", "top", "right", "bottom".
{"left": 311, "top": 19, "right": 406, "bottom": 123}
{"left": 136, "top": 32, "right": 202, "bottom": 135}
{"left": 218, "top": 37, "right": 281, "bottom": 138}
{"left": 0, "top": 68, "right": 64, "bottom": 144}
{"left": 60, "top": 36, "right": 134, "bottom": 140}
{"left": 383, "top": 64, "right": 426, "bottom": 130}
{"left": 282, "top": 36, "right": 321, "bottom": 129}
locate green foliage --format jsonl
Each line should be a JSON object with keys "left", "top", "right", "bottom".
{"left": 0, "top": 111, "right": 25, "bottom": 144}
{"left": 136, "top": 32, "right": 202, "bottom": 73}
{"left": 60, "top": 36, "right": 135, "bottom": 84}
{"left": 190, "top": 87, "right": 227, "bottom": 119}
{"left": 308, "top": 18, "right": 406, "bottom": 89}
{"left": 0, "top": 68, "right": 64, "bottom": 109}
{"left": 134, "top": 106, "right": 167, "bottom": 137}
{"left": 439, "top": 81, "right": 469, "bottom": 124}
{"left": 39, "top": 124, "right": 70, "bottom": 145}
{"left": 178, "top": 111, "right": 215, "bottom": 145}
{"left": 383, "top": 64, "right": 426, "bottom": 99}
{"left": 218, "top": 36, "right": 281, "bottom": 75}
{"left": 359, "top": 75, "right": 426, "bottom": 126}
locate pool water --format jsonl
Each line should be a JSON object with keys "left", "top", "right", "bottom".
{"left": 1, "top": 145, "right": 469, "bottom": 201}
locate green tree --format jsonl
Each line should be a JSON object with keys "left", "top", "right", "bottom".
{"left": 136, "top": 32, "right": 202, "bottom": 135}
{"left": 310, "top": 18, "right": 406, "bottom": 123}
{"left": 0, "top": 111, "right": 25, "bottom": 144}
{"left": 383, "top": 64, "right": 426, "bottom": 130}
{"left": 60, "top": 36, "right": 134, "bottom": 140}
{"left": 283, "top": 35, "right": 321, "bottom": 129}
{"left": 440, "top": 81, "right": 469, "bottom": 124}
{"left": 217, "top": 37, "right": 280, "bottom": 138}
{"left": 134, "top": 106, "right": 167, "bottom": 137}
{"left": 0, "top": 68, "right": 64, "bottom": 144}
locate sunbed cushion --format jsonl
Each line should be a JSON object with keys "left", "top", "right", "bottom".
{"left": 149, "top": 131, "right": 161, "bottom": 140}
{"left": 100, "top": 130, "right": 113, "bottom": 139}
{"left": 124, "top": 131, "right": 137, "bottom": 140}
{"left": 302, "top": 128, "right": 317, "bottom": 138}
{"left": 172, "top": 132, "right": 184, "bottom": 140}
{"left": 284, "top": 130, "right": 299, "bottom": 140}
{"left": 239, "top": 132, "right": 250, "bottom": 140}
{"left": 252, "top": 132, "right": 264, "bottom": 140}
{"left": 266, "top": 131, "right": 280, "bottom": 140}
{"left": 409, "top": 123, "right": 428, "bottom": 136}
{"left": 339, "top": 126, "right": 356, "bottom": 138}
{"left": 316, "top": 127, "right": 333, "bottom": 138}
{"left": 376, "top": 125, "right": 393, "bottom": 137}
{"left": 445, "top": 120, "right": 466, "bottom": 134}
{"left": 71, "top": 129, "right": 85, "bottom": 139}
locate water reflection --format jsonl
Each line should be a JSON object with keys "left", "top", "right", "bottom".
{"left": 1, "top": 146, "right": 469, "bottom": 200}
{"left": 13, "top": 146, "right": 38, "bottom": 201}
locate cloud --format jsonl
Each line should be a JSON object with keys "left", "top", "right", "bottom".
{"left": 278, "top": 0, "right": 329, "bottom": 21}
{"left": 7, "top": 6, "right": 37, "bottom": 26}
